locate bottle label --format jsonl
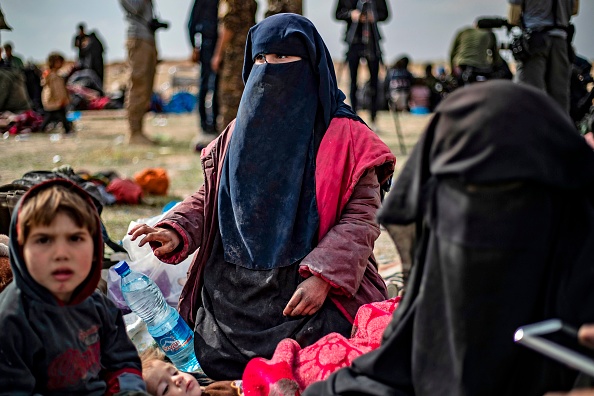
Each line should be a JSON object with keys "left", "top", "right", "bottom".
{"left": 153, "top": 316, "right": 193, "bottom": 354}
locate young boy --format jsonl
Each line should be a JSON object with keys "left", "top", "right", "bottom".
{"left": 0, "top": 179, "right": 147, "bottom": 395}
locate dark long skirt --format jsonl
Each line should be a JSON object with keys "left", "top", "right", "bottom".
{"left": 194, "top": 234, "right": 352, "bottom": 380}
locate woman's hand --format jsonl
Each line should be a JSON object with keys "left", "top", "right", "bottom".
{"left": 283, "top": 276, "right": 331, "bottom": 317}
{"left": 579, "top": 324, "right": 594, "bottom": 349}
{"left": 544, "top": 325, "right": 594, "bottom": 395}
{"left": 128, "top": 224, "right": 181, "bottom": 257}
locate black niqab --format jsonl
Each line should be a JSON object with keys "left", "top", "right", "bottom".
{"left": 305, "top": 80, "right": 594, "bottom": 396}
{"left": 218, "top": 14, "right": 360, "bottom": 270}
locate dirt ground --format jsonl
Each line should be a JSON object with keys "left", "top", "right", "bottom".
{"left": 0, "top": 60, "right": 434, "bottom": 282}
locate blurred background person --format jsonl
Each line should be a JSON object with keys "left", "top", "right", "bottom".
{"left": 72, "top": 23, "right": 88, "bottom": 62}
{"left": 119, "top": 0, "right": 161, "bottom": 145}
{"left": 2, "top": 42, "right": 24, "bottom": 70}
{"left": 188, "top": 0, "right": 219, "bottom": 136}
{"left": 335, "top": 0, "right": 389, "bottom": 131}
{"left": 507, "top": 0, "right": 579, "bottom": 113}
{"left": 265, "top": 0, "right": 302, "bottom": 17}
{"left": 211, "top": 0, "right": 257, "bottom": 131}
{"left": 449, "top": 21, "right": 502, "bottom": 86}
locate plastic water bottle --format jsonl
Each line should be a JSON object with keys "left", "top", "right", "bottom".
{"left": 114, "top": 261, "right": 201, "bottom": 372}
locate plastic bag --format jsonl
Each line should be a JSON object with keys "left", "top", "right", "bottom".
{"left": 107, "top": 206, "right": 194, "bottom": 314}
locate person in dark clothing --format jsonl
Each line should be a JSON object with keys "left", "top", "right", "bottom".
{"left": 385, "top": 56, "right": 413, "bottom": 112}
{"left": 188, "top": 0, "right": 219, "bottom": 135}
{"left": 72, "top": 23, "right": 88, "bottom": 61}
{"left": 79, "top": 31, "right": 106, "bottom": 90}
{"left": 129, "top": 14, "right": 395, "bottom": 381}
{"left": 304, "top": 80, "right": 594, "bottom": 396}
{"left": 0, "top": 179, "right": 147, "bottom": 395}
{"left": 335, "top": 0, "right": 389, "bottom": 130}
{"left": 423, "top": 63, "right": 442, "bottom": 111}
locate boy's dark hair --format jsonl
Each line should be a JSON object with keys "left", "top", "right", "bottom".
{"left": 3, "top": 42, "right": 12, "bottom": 51}
{"left": 47, "top": 52, "right": 65, "bottom": 69}
{"left": 17, "top": 184, "right": 98, "bottom": 245}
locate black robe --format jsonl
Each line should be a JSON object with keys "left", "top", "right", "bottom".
{"left": 305, "top": 80, "right": 594, "bottom": 396}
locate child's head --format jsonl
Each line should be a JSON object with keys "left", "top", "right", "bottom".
{"left": 17, "top": 181, "right": 100, "bottom": 303}
{"left": 47, "top": 52, "right": 64, "bottom": 70}
{"left": 141, "top": 348, "right": 202, "bottom": 396}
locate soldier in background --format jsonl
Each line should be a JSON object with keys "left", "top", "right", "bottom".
{"left": 265, "top": 0, "right": 302, "bottom": 18}
{"left": 188, "top": 0, "right": 219, "bottom": 135}
{"left": 211, "top": 0, "right": 257, "bottom": 131}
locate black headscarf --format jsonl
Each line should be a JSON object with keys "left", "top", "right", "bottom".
{"left": 218, "top": 14, "right": 359, "bottom": 270}
{"left": 304, "top": 80, "right": 594, "bottom": 396}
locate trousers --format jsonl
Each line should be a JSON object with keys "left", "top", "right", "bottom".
{"left": 125, "top": 38, "right": 157, "bottom": 136}
{"left": 515, "top": 34, "right": 570, "bottom": 113}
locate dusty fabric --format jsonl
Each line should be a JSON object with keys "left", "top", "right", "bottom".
{"left": 243, "top": 297, "right": 400, "bottom": 396}
{"left": 305, "top": 80, "right": 594, "bottom": 396}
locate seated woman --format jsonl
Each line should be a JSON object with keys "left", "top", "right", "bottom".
{"left": 130, "top": 13, "right": 396, "bottom": 380}
{"left": 305, "top": 80, "right": 594, "bottom": 395}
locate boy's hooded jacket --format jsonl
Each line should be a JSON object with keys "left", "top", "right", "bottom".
{"left": 0, "top": 179, "right": 145, "bottom": 396}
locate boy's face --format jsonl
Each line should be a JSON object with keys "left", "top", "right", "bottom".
{"left": 145, "top": 360, "right": 202, "bottom": 396}
{"left": 23, "top": 212, "right": 93, "bottom": 303}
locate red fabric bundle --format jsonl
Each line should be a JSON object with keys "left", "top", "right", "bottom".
{"left": 134, "top": 168, "right": 170, "bottom": 196}
{"left": 243, "top": 297, "right": 400, "bottom": 395}
{"left": 106, "top": 178, "right": 143, "bottom": 204}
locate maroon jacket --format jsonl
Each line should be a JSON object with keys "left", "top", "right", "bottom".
{"left": 157, "top": 117, "right": 396, "bottom": 328}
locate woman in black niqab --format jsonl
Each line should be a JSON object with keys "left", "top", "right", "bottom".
{"left": 305, "top": 80, "right": 594, "bottom": 396}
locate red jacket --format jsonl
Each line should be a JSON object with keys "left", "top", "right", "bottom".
{"left": 157, "top": 117, "right": 396, "bottom": 328}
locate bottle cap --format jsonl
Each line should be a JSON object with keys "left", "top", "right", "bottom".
{"left": 113, "top": 260, "right": 130, "bottom": 276}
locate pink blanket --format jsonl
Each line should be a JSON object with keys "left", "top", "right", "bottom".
{"left": 243, "top": 297, "right": 400, "bottom": 395}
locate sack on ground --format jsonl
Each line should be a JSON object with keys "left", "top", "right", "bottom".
{"left": 107, "top": 207, "right": 194, "bottom": 313}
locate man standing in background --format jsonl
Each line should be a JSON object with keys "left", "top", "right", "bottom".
{"left": 336, "top": 0, "right": 389, "bottom": 131}
{"left": 119, "top": 0, "right": 159, "bottom": 145}
{"left": 188, "top": 0, "right": 219, "bottom": 136}
{"left": 508, "top": 0, "right": 579, "bottom": 113}
{"left": 72, "top": 24, "right": 88, "bottom": 62}
{"left": 2, "top": 42, "right": 24, "bottom": 70}
{"left": 211, "top": 0, "right": 257, "bottom": 131}
{"left": 265, "top": 0, "right": 302, "bottom": 18}
{"left": 449, "top": 22, "right": 502, "bottom": 86}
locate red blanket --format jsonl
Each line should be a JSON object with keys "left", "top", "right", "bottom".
{"left": 242, "top": 297, "right": 400, "bottom": 395}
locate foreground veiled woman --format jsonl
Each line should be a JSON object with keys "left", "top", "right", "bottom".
{"left": 305, "top": 80, "right": 594, "bottom": 396}
{"left": 130, "top": 14, "right": 395, "bottom": 380}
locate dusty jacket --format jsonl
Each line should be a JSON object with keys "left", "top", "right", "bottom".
{"left": 157, "top": 117, "right": 396, "bottom": 328}
{"left": 41, "top": 70, "right": 69, "bottom": 111}
{"left": 0, "top": 179, "right": 145, "bottom": 396}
